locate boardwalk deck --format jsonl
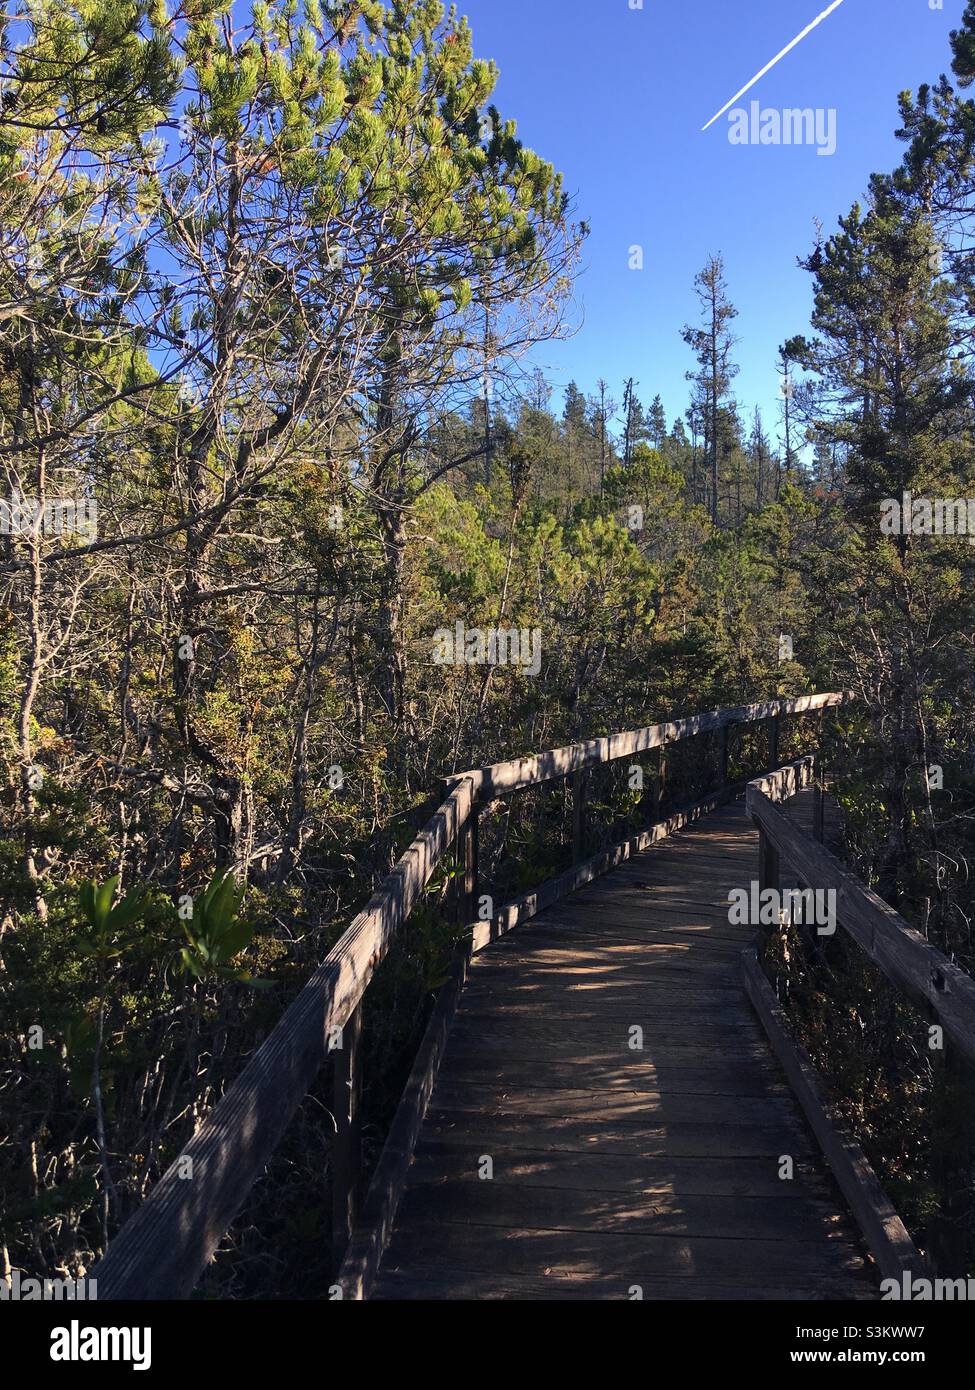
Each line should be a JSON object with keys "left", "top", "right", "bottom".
{"left": 371, "top": 796, "right": 877, "bottom": 1301}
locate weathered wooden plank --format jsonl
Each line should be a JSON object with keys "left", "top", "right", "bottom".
{"left": 447, "top": 1023, "right": 769, "bottom": 1055}
{"left": 615, "top": 840, "right": 759, "bottom": 864}
{"left": 392, "top": 1182, "right": 858, "bottom": 1243}
{"left": 467, "top": 960, "right": 745, "bottom": 991}
{"left": 458, "top": 947, "right": 750, "bottom": 983}
{"left": 378, "top": 1223, "right": 869, "bottom": 1283}
{"left": 429, "top": 1081, "right": 801, "bottom": 1123}
{"left": 422, "top": 1110, "right": 818, "bottom": 1158}
{"left": 501, "top": 920, "right": 753, "bottom": 950}
{"left": 472, "top": 942, "right": 742, "bottom": 971}
{"left": 576, "top": 891, "right": 747, "bottom": 916}
{"left": 586, "top": 865, "right": 754, "bottom": 891}
{"left": 436, "top": 1056, "right": 788, "bottom": 1096}
{"left": 546, "top": 889, "right": 751, "bottom": 914}
{"left": 372, "top": 1267, "right": 874, "bottom": 1301}
{"left": 407, "top": 1144, "right": 831, "bottom": 1197}
{"left": 454, "top": 1005, "right": 751, "bottom": 1031}
{"left": 446, "top": 1021, "right": 771, "bottom": 1052}
{"left": 499, "top": 921, "right": 750, "bottom": 945}
{"left": 750, "top": 756, "right": 815, "bottom": 805}
{"left": 461, "top": 981, "right": 747, "bottom": 1009}
{"left": 462, "top": 968, "right": 751, "bottom": 1001}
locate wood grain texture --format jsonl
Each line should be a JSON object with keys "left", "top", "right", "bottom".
{"left": 370, "top": 798, "right": 878, "bottom": 1301}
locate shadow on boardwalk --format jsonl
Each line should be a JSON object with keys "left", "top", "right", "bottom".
{"left": 372, "top": 795, "right": 878, "bottom": 1301}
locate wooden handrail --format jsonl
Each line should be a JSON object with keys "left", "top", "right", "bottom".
{"left": 92, "top": 692, "right": 844, "bottom": 1299}
{"left": 460, "top": 692, "right": 844, "bottom": 800}
{"left": 747, "top": 774, "right": 975, "bottom": 1071}
{"left": 92, "top": 776, "right": 475, "bottom": 1300}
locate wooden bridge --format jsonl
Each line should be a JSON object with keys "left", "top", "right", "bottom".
{"left": 93, "top": 694, "right": 975, "bottom": 1301}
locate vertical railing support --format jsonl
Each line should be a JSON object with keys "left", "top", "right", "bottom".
{"left": 757, "top": 824, "right": 780, "bottom": 900}
{"left": 441, "top": 780, "right": 479, "bottom": 930}
{"left": 755, "top": 819, "right": 783, "bottom": 990}
{"left": 768, "top": 715, "right": 780, "bottom": 772}
{"left": 928, "top": 1039, "right": 972, "bottom": 1278}
{"left": 656, "top": 748, "right": 668, "bottom": 819}
{"left": 812, "top": 709, "right": 827, "bottom": 841}
{"left": 813, "top": 774, "right": 825, "bottom": 844}
{"left": 718, "top": 722, "right": 731, "bottom": 793}
{"left": 456, "top": 806, "right": 479, "bottom": 928}
{"left": 571, "top": 770, "right": 588, "bottom": 865}
{"left": 332, "top": 1001, "right": 363, "bottom": 1270}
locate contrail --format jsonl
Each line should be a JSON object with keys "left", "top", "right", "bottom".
{"left": 702, "top": 0, "right": 846, "bottom": 133}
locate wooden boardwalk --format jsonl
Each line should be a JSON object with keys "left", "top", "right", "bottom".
{"left": 372, "top": 797, "right": 876, "bottom": 1300}
{"left": 96, "top": 699, "right": 964, "bottom": 1301}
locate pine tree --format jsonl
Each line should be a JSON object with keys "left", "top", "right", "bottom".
{"left": 591, "top": 379, "right": 617, "bottom": 491}
{"left": 791, "top": 175, "right": 970, "bottom": 910}
{"left": 749, "top": 407, "right": 773, "bottom": 508}
{"left": 682, "top": 256, "right": 740, "bottom": 525}
{"left": 787, "top": 181, "right": 959, "bottom": 515}
{"left": 621, "top": 380, "right": 651, "bottom": 466}
{"left": 648, "top": 395, "right": 668, "bottom": 449}
{"left": 950, "top": 1, "right": 975, "bottom": 82}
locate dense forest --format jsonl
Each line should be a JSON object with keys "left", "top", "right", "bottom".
{"left": 2, "top": 0, "right": 975, "bottom": 1299}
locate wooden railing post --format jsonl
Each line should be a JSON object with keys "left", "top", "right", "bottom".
{"left": 768, "top": 714, "right": 780, "bottom": 772}
{"left": 571, "top": 771, "right": 588, "bottom": 865}
{"left": 813, "top": 775, "right": 825, "bottom": 844}
{"left": 656, "top": 748, "right": 668, "bottom": 818}
{"left": 757, "top": 824, "right": 780, "bottom": 900}
{"left": 441, "top": 779, "right": 479, "bottom": 928}
{"left": 457, "top": 806, "right": 479, "bottom": 927}
{"left": 928, "top": 1043, "right": 972, "bottom": 1277}
{"left": 718, "top": 721, "right": 731, "bottom": 791}
{"left": 332, "top": 1001, "right": 363, "bottom": 1270}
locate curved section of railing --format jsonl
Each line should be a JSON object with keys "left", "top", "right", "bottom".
{"left": 92, "top": 691, "right": 844, "bottom": 1299}
{"left": 747, "top": 768, "right": 975, "bottom": 1071}
{"left": 746, "top": 761, "right": 975, "bottom": 1278}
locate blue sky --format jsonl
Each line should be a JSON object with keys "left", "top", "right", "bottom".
{"left": 458, "top": 0, "right": 962, "bottom": 451}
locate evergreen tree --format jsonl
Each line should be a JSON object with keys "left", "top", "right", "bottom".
{"left": 648, "top": 394, "right": 668, "bottom": 449}
{"left": 682, "top": 256, "right": 740, "bottom": 525}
